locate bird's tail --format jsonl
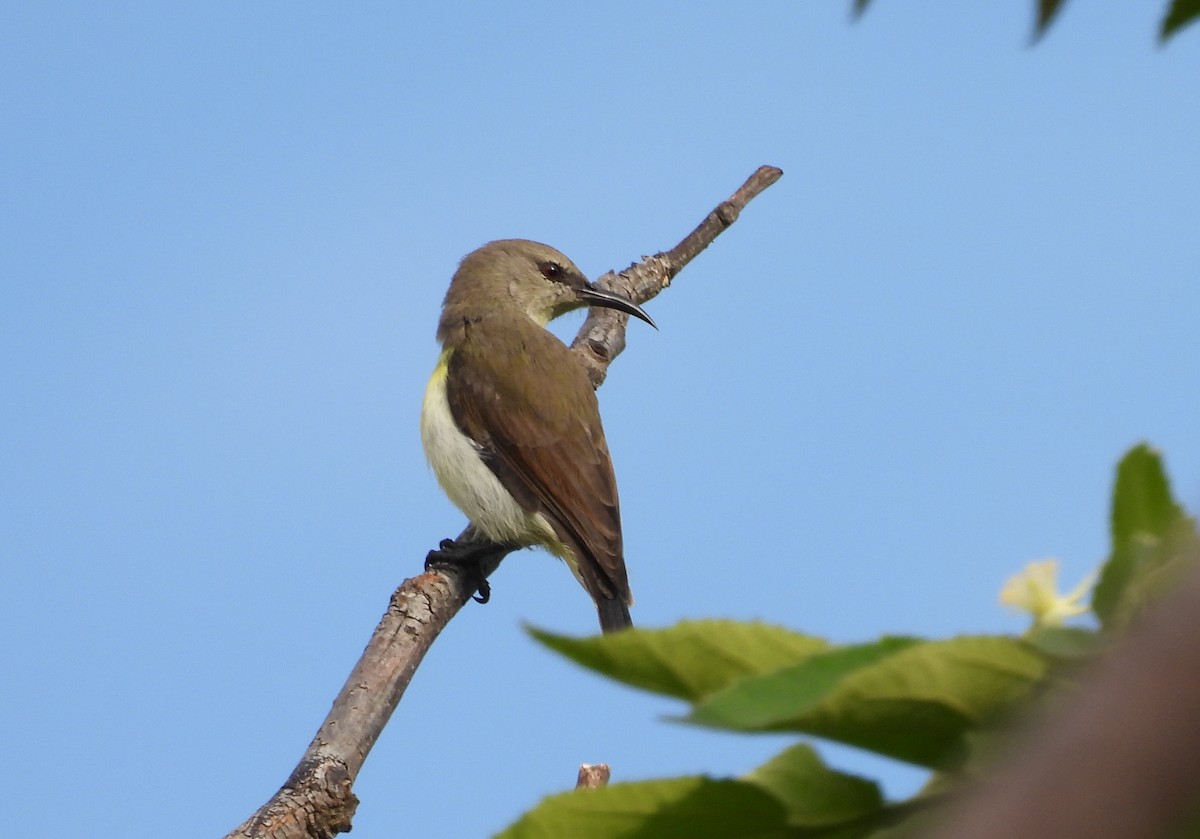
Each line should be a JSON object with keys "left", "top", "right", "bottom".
{"left": 596, "top": 598, "right": 633, "bottom": 634}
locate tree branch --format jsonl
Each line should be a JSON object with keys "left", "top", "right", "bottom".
{"left": 572, "top": 165, "right": 782, "bottom": 387}
{"left": 224, "top": 165, "right": 783, "bottom": 839}
{"left": 576, "top": 764, "right": 612, "bottom": 790}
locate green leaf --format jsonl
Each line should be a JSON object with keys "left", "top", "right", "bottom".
{"left": 496, "top": 777, "right": 791, "bottom": 839}
{"left": 1107, "top": 517, "right": 1200, "bottom": 628}
{"left": 1033, "top": 0, "right": 1069, "bottom": 41}
{"left": 689, "top": 636, "right": 1047, "bottom": 768}
{"left": 1161, "top": 0, "right": 1200, "bottom": 41}
{"left": 744, "top": 743, "right": 883, "bottom": 828}
{"left": 1022, "top": 626, "right": 1107, "bottom": 659}
{"left": 1111, "top": 444, "right": 1180, "bottom": 547}
{"left": 1092, "top": 444, "right": 1199, "bottom": 630}
{"left": 687, "top": 637, "right": 920, "bottom": 728}
{"left": 529, "top": 620, "right": 830, "bottom": 701}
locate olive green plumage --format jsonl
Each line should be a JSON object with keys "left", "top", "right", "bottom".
{"left": 421, "top": 240, "right": 654, "bottom": 632}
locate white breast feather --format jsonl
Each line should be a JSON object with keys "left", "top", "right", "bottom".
{"left": 420, "top": 356, "right": 559, "bottom": 550}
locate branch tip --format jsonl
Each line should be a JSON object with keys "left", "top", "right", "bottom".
{"left": 576, "top": 763, "right": 612, "bottom": 789}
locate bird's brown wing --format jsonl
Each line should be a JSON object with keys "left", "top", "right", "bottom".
{"left": 445, "top": 320, "right": 630, "bottom": 606}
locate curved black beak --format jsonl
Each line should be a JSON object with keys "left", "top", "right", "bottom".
{"left": 577, "top": 284, "right": 657, "bottom": 330}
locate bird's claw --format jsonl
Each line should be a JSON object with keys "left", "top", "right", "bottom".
{"left": 472, "top": 578, "right": 491, "bottom": 604}
{"left": 424, "top": 538, "right": 469, "bottom": 570}
{"left": 425, "top": 537, "right": 492, "bottom": 605}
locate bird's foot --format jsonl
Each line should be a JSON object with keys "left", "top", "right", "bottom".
{"left": 425, "top": 537, "right": 496, "bottom": 604}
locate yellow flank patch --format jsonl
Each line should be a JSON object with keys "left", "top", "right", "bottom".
{"left": 422, "top": 350, "right": 452, "bottom": 420}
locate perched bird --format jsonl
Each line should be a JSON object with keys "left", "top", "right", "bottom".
{"left": 421, "top": 240, "right": 655, "bottom": 633}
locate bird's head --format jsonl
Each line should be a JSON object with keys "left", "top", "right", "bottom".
{"left": 438, "top": 240, "right": 655, "bottom": 342}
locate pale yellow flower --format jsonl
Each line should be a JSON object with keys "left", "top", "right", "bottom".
{"left": 1000, "top": 559, "right": 1096, "bottom": 628}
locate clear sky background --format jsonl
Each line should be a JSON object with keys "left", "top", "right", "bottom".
{"left": 3, "top": 3, "right": 1198, "bottom": 837}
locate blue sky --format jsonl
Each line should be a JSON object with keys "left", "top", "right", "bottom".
{"left": 3, "top": 3, "right": 1198, "bottom": 837}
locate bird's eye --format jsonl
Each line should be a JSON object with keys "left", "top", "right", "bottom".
{"left": 538, "top": 261, "right": 566, "bottom": 282}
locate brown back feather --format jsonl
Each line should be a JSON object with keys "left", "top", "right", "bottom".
{"left": 445, "top": 313, "right": 631, "bottom": 605}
